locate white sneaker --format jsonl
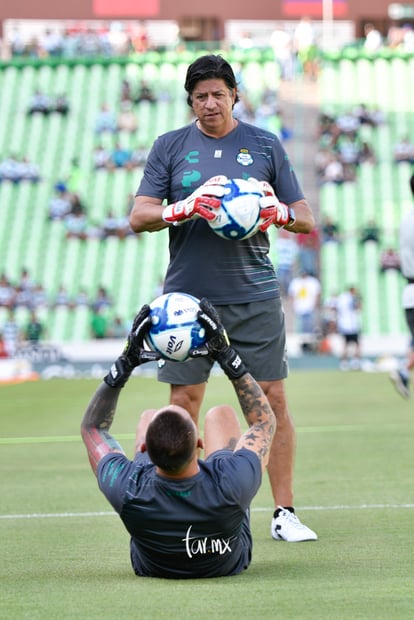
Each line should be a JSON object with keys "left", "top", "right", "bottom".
{"left": 271, "top": 507, "right": 318, "bottom": 542}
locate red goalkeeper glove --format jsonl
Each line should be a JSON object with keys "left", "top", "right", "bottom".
{"left": 162, "top": 176, "right": 228, "bottom": 225}
{"left": 248, "top": 178, "right": 293, "bottom": 232}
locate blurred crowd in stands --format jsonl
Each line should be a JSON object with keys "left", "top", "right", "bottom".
{"left": 1, "top": 17, "right": 413, "bottom": 65}
{"left": 362, "top": 22, "right": 414, "bottom": 53}
{"left": 0, "top": 155, "right": 41, "bottom": 183}
{"left": 315, "top": 102, "right": 414, "bottom": 184}
{"left": 0, "top": 268, "right": 116, "bottom": 314}
{"left": 0, "top": 267, "right": 133, "bottom": 355}
{"left": 3, "top": 22, "right": 151, "bottom": 60}
{"left": 27, "top": 91, "right": 70, "bottom": 115}
{"left": 48, "top": 180, "right": 136, "bottom": 241}
{"left": 315, "top": 104, "right": 385, "bottom": 185}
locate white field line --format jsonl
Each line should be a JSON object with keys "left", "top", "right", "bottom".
{"left": 1, "top": 504, "right": 414, "bottom": 520}
{"left": 0, "top": 424, "right": 406, "bottom": 445}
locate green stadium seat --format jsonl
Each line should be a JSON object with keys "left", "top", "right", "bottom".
{"left": 360, "top": 241, "right": 381, "bottom": 334}
{"left": 40, "top": 221, "right": 66, "bottom": 295}
{"left": 78, "top": 238, "right": 101, "bottom": 294}
{"left": 99, "top": 236, "right": 122, "bottom": 291}
{"left": 0, "top": 67, "right": 19, "bottom": 154}
{"left": 49, "top": 305, "right": 71, "bottom": 341}
{"left": 70, "top": 305, "right": 91, "bottom": 341}
{"left": 3, "top": 184, "right": 33, "bottom": 281}
{"left": 0, "top": 184, "right": 20, "bottom": 264}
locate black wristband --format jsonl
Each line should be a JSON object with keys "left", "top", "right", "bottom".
{"left": 215, "top": 346, "right": 247, "bottom": 381}
{"left": 103, "top": 356, "right": 133, "bottom": 388}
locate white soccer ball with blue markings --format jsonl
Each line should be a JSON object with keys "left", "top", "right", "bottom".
{"left": 144, "top": 292, "right": 206, "bottom": 362}
{"left": 208, "top": 178, "right": 263, "bottom": 240}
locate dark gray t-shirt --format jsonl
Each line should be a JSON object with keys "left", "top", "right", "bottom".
{"left": 137, "top": 120, "right": 304, "bottom": 304}
{"left": 97, "top": 448, "right": 261, "bottom": 578}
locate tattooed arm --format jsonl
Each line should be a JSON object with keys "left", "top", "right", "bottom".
{"left": 188, "top": 298, "right": 276, "bottom": 470}
{"left": 81, "top": 303, "right": 161, "bottom": 476}
{"left": 232, "top": 373, "right": 276, "bottom": 472}
{"left": 80, "top": 382, "right": 125, "bottom": 476}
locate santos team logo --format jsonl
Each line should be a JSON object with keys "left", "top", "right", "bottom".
{"left": 236, "top": 148, "right": 254, "bottom": 166}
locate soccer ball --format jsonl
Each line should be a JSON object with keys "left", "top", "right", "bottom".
{"left": 144, "top": 292, "right": 206, "bottom": 362}
{"left": 208, "top": 178, "right": 263, "bottom": 240}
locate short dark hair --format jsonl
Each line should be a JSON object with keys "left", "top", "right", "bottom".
{"left": 145, "top": 410, "right": 197, "bottom": 474}
{"left": 184, "top": 54, "right": 240, "bottom": 108}
{"left": 410, "top": 173, "right": 414, "bottom": 198}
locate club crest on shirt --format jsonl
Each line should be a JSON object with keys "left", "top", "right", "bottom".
{"left": 236, "top": 149, "right": 254, "bottom": 166}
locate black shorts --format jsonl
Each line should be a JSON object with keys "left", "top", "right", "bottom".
{"left": 157, "top": 298, "right": 288, "bottom": 385}
{"left": 343, "top": 333, "right": 359, "bottom": 344}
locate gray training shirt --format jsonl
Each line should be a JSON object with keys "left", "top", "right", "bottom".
{"left": 137, "top": 120, "right": 305, "bottom": 304}
{"left": 97, "top": 448, "right": 261, "bottom": 578}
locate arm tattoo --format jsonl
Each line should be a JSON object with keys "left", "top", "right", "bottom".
{"left": 81, "top": 383, "right": 125, "bottom": 475}
{"left": 221, "top": 436, "right": 239, "bottom": 451}
{"left": 233, "top": 373, "right": 276, "bottom": 463}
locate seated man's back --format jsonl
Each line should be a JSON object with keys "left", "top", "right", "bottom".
{"left": 98, "top": 447, "right": 260, "bottom": 578}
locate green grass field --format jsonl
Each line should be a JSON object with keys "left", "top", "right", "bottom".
{"left": 1, "top": 370, "right": 413, "bottom": 620}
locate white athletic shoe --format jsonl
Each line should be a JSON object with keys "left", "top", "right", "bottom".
{"left": 271, "top": 507, "right": 318, "bottom": 542}
{"left": 389, "top": 370, "right": 410, "bottom": 399}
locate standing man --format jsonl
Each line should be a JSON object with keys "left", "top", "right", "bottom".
{"left": 130, "top": 54, "right": 317, "bottom": 541}
{"left": 1, "top": 307, "right": 21, "bottom": 358}
{"left": 335, "top": 285, "right": 363, "bottom": 371}
{"left": 24, "top": 310, "right": 44, "bottom": 344}
{"left": 81, "top": 299, "right": 276, "bottom": 578}
{"left": 288, "top": 271, "right": 321, "bottom": 336}
{"left": 390, "top": 172, "right": 414, "bottom": 398}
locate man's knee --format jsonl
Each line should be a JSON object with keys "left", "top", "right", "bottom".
{"left": 204, "top": 406, "right": 241, "bottom": 454}
{"left": 205, "top": 405, "right": 238, "bottom": 426}
{"left": 260, "top": 380, "right": 287, "bottom": 415}
{"left": 135, "top": 409, "right": 157, "bottom": 453}
{"left": 139, "top": 409, "right": 157, "bottom": 424}
{"left": 170, "top": 383, "right": 206, "bottom": 422}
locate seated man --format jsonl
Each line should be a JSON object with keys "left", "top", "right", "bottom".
{"left": 108, "top": 143, "right": 133, "bottom": 170}
{"left": 100, "top": 209, "right": 132, "bottom": 239}
{"left": 380, "top": 247, "right": 401, "bottom": 273}
{"left": 27, "top": 90, "right": 52, "bottom": 115}
{"left": 48, "top": 183, "right": 72, "bottom": 220}
{"left": 135, "top": 80, "right": 157, "bottom": 104}
{"left": 359, "top": 219, "right": 380, "bottom": 244}
{"left": 53, "top": 94, "right": 70, "bottom": 115}
{"left": 81, "top": 299, "right": 276, "bottom": 579}
{"left": 393, "top": 136, "right": 414, "bottom": 164}
{"left": 117, "top": 101, "right": 138, "bottom": 133}
{"left": 64, "top": 210, "right": 89, "bottom": 240}
{"left": 94, "top": 103, "right": 117, "bottom": 134}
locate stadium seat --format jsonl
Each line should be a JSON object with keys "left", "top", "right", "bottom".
{"left": 71, "top": 305, "right": 91, "bottom": 341}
